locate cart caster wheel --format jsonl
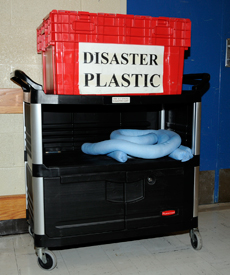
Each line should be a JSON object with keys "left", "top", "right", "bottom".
{"left": 28, "top": 225, "right": 34, "bottom": 237}
{"left": 190, "top": 229, "right": 202, "bottom": 250}
{"left": 37, "top": 250, "right": 57, "bottom": 271}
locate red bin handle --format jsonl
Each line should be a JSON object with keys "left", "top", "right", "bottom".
{"left": 72, "top": 21, "right": 95, "bottom": 32}
{"left": 72, "top": 13, "right": 95, "bottom": 32}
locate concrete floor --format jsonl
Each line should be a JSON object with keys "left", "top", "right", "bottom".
{"left": 1, "top": 203, "right": 230, "bottom": 275}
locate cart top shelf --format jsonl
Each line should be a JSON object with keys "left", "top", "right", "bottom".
{"left": 10, "top": 70, "right": 210, "bottom": 105}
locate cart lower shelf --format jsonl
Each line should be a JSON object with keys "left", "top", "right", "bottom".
{"left": 27, "top": 153, "right": 198, "bottom": 246}
{"left": 41, "top": 150, "right": 199, "bottom": 174}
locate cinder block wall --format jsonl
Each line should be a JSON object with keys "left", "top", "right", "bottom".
{"left": 0, "top": 0, "right": 127, "bottom": 199}
{"left": 0, "top": 0, "right": 127, "bottom": 89}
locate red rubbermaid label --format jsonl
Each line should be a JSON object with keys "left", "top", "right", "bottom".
{"left": 162, "top": 210, "right": 176, "bottom": 216}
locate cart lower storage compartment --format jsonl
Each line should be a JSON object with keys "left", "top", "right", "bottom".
{"left": 26, "top": 158, "right": 194, "bottom": 242}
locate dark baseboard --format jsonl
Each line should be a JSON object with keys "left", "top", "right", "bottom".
{"left": 219, "top": 169, "right": 230, "bottom": 203}
{"left": 199, "top": 170, "right": 215, "bottom": 204}
{"left": 0, "top": 218, "right": 28, "bottom": 236}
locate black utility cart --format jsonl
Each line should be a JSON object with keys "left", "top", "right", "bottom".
{"left": 11, "top": 70, "right": 209, "bottom": 271}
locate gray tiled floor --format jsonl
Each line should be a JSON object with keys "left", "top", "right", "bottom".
{"left": 1, "top": 204, "right": 230, "bottom": 274}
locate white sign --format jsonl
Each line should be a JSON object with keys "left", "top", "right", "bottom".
{"left": 112, "top": 97, "right": 130, "bottom": 103}
{"left": 78, "top": 42, "right": 164, "bottom": 95}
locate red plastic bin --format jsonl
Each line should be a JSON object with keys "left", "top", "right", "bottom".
{"left": 37, "top": 10, "right": 191, "bottom": 95}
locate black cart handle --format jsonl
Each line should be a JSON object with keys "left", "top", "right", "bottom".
{"left": 10, "top": 70, "right": 210, "bottom": 94}
{"left": 183, "top": 73, "right": 210, "bottom": 92}
{"left": 10, "top": 70, "right": 43, "bottom": 93}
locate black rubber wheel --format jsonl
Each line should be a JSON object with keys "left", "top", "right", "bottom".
{"left": 28, "top": 225, "right": 34, "bottom": 237}
{"left": 37, "top": 250, "right": 57, "bottom": 270}
{"left": 190, "top": 229, "right": 202, "bottom": 250}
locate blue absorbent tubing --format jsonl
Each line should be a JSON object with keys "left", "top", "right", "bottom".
{"left": 81, "top": 129, "right": 193, "bottom": 163}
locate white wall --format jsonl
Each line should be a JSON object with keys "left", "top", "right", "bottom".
{"left": 0, "top": 114, "right": 24, "bottom": 195}
{"left": 0, "top": 0, "right": 127, "bottom": 196}
{"left": 0, "top": 0, "right": 127, "bottom": 88}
